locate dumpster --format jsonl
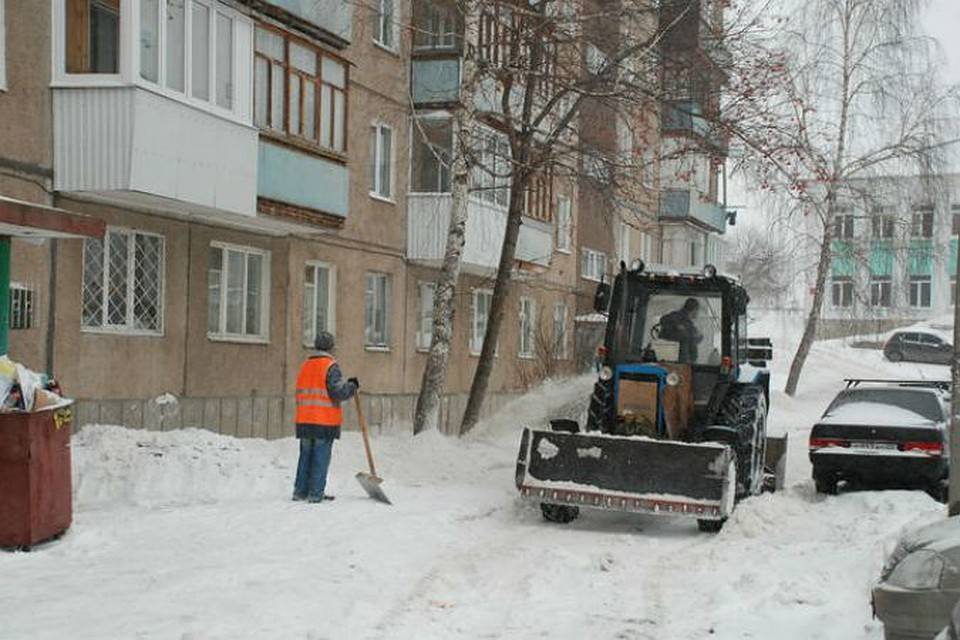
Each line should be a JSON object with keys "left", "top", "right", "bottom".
{"left": 0, "top": 403, "right": 74, "bottom": 549}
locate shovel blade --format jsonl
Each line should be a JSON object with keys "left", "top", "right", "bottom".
{"left": 356, "top": 471, "right": 392, "bottom": 505}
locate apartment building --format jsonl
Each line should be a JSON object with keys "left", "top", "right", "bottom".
{"left": 817, "top": 175, "right": 958, "bottom": 335}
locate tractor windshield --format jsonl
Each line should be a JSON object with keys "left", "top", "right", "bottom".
{"left": 624, "top": 290, "right": 723, "bottom": 366}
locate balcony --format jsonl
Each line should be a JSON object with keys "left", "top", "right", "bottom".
{"left": 411, "top": 58, "right": 461, "bottom": 105}
{"left": 407, "top": 194, "right": 553, "bottom": 274}
{"left": 659, "top": 189, "right": 728, "bottom": 234}
{"left": 265, "top": 0, "right": 352, "bottom": 45}
{"left": 662, "top": 101, "right": 727, "bottom": 155}
{"left": 257, "top": 140, "right": 348, "bottom": 220}
{"left": 53, "top": 86, "right": 257, "bottom": 217}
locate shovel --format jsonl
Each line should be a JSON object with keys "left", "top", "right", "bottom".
{"left": 353, "top": 392, "right": 392, "bottom": 505}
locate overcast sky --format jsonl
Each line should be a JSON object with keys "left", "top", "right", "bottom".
{"left": 923, "top": 0, "right": 960, "bottom": 83}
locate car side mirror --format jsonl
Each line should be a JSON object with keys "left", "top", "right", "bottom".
{"left": 593, "top": 282, "right": 611, "bottom": 314}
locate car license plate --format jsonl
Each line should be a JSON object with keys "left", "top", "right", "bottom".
{"left": 852, "top": 441, "right": 898, "bottom": 451}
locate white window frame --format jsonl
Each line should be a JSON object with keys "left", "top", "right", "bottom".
{"left": 302, "top": 261, "right": 336, "bottom": 347}
{"left": 470, "top": 288, "right": 493, "bottom": 356}
{"left": 831, "top": 277, "right": 854, "bottom": 308}
{"left": 519, "top": 296, "right": 536, "bottom": 359}
{"left": 373, "top": 0, "right": 398, "bottom": 52}
{"left": 82, "top": 227, "right": 166, "bottom": 336}
{"left": 556, "top": 195, "right": 572, "bottom": 253}
{"left": 553, "top": 302, "right": 568, "bottom": 360}
{"left": 52, "top": 0, "right": 251, "bottom": 123}
{"left": 908, "top": 276, "right": 932, "bottom": 309}
{"left": 364, "top": 272, "right": 391, "bottom": 350}
{"left": 0, "top": 0, "right": 7, "bottom": 91}
{"left": 207, "top": 241, "right": 271, "bottom": 343}
{"left": 369, "top": 122, "right": 394, "bottom": 201}
{"left": 870, "top": 276, "right": 892, "bottom": 308}
{"left": 581, "top": 248, "right": 607, "bottom": 282}
{"left": 415, "top": 281, "right": 436, "bottom": 352}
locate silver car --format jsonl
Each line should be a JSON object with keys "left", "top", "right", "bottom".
{"left": 874, "top": 517, "right": 960, "bottom": 640}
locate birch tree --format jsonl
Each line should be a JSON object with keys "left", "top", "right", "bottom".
{"left": 723, "top": 0, "right": 956, "bottom": 396}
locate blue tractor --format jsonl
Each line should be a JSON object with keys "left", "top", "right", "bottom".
{"left": 515, "top": 262, "right": 787, "bottom": 532}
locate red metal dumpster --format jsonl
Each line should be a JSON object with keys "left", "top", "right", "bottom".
{"left": 0, "top": 404, "right": 74, "bottom": 548}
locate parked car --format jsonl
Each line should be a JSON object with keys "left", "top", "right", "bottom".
{"left": 809, "top": 380, "right": 949, "bottom": 500}
{"left": 885, "top": 331, "right": 953, "bottom": 365}
{"left": 874, "top": 517, "right": 960, "bottom": 640}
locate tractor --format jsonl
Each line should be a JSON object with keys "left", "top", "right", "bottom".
{"left": 515, "top": 261, "right": 787, "bottom": 532}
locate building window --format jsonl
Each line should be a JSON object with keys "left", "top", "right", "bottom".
{"left": 834, "top": 214, "right": 855, "bottom": 239}
{"left": 374, "top": 0, "right": 396, "bottom": 50}
{"left": 369, "top": 123, "right": 393, "bottom": 199}
{"left": 953, "top": 279, "right": 957, "bottom": 306}
{"left": 9, "top": 284, "right": 33, "bottom": 331}
{"left": 871, "top": 214, "right": 894, "bottom": 239}
{"left": 831, "top": 277, "right": 853, "bottom": 308}
{"left": 132, "top": 0, "right": 236, "bottom": 108}
{"left": 82, "top": 229, "right": 165, "bottom": 334}
{"left": 909, "top": 276, "right": 932, "bottom": 309}
{"left": 303, "top": 262, "right": 335, "bottom": 347}
{"left": 519, "top": 297, "right": 536, "bottom": 358}
{"left": 255, "top": 26, "right": 348, "bottom": 153}
{"left": 470, "top": 289, "right": 492, "bottom": 355}
{"left": 471, "top": 129, "right": 510, "bottom": 208}
{"left": 870, "top": 276, "right": 892, "bottom": 308}
{"left": 208, "top": 243, "right": 270, "bottom": 340}
{"left": 65, "top": 0, "right": 120, "bottom": 74}
{"left": 639, "top": 231, "right": 654, "bottom": 261}
{"left": 411, "top": 117, "right": 452, "bottom": 193}
{"left": 581, "top": 248, "right": 608, "bottom": 282}
{"left": 911, "top": 209, "right": 934, "bottom": 238}
{"left": 553, "top": 302, "right": 568, "bottom": 360}
{"left": 364, "top": 273, "right": 391, "bottom": 348}
{"left": 413, "top": 0, "right": 458, "bottom": 50}
{"left": 415, "top": 281, "right": 435, "bottom": 351}
{"left": 523, "top": 169, "right": 554, "bottom": 222}
{"left": 689, "top": 240, "right": 701, "bottom": 266}
{"left": 952, "top": 206, "right": 960, "bottom": 236}
{"left": 618, "top": 221, "right": 631, "bottom": 265}
{"left": 556, "top": 196, "right": 572, "bottom": 253}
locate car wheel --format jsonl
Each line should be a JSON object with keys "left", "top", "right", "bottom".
{"left": 887, "top": 350, "right": 903, "bottom": 363}
{"left": 928, "top": 481, "right": 949, "bottom": 504}
{"left": 815, "top": 474, "right": 839, "bottom": 495}
{"left": 698, "top": 518, "right": 726, "bottom": 533}
{"left": 540, "top": 503, "right": 580, "bottom": 524}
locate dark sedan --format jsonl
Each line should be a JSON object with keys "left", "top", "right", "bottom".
{"left": 809, "top": 381, "right": 949, "bottom": 500}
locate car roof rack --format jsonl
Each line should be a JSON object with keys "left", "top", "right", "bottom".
{"left": 843, "top": 378, "right": 951, "bottom": 391}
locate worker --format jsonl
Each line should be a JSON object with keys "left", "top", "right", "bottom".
{"left": 293, "top": 331, "right": 359, "bottom": 503}
{"left": 658, "top": 297, "right": 704, "bottom": 363}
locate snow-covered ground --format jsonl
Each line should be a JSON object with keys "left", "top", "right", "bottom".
{"left": 0, "top": 318, "right": 953, "bottom": 639}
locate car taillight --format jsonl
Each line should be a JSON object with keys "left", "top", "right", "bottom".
{"left": 902, "top": 441, "right": 944, "bottom": 456}
{"left": 809, "top": 437, "right": 847, "bottom": 450}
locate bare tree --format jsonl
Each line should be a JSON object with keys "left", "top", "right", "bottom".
{"left": 724, "top": 0, "right": 957, "bottom": 396}
{"left": 724, "top": 225, "right": 795, "bottom": 307}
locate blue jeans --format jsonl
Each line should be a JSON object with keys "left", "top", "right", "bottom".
{"left": 293, "top": 436, "right": 335, "bottom": 500}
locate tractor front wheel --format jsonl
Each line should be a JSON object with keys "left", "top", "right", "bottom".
{"left": 697, "top": 518, "right": 726, "bottom": 533}
{"left": 540, "top": 503, "right": 580, "bottom": 524}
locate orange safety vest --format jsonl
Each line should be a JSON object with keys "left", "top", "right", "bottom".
{"left": 295, "top": 356, "right": 343, "bottom": 428}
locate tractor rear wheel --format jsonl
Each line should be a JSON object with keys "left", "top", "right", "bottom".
{"left": 715, "top": 385, "right": 767, "bottom": 499}
{"left": 540, "top": 503, "right": 580, "bottom": 524}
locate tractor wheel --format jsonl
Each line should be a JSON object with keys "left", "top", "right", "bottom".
{"left": 540, "top": 503, "right": 580, "bottom": 524}
{"left": 697, "top": 518, "right": 726, "bottom": 533}
{"left": 715, "top": 385, "right": 767, "bottom": 499}
{"left": 586, "top": 379, "right": 615, "bottom": 432}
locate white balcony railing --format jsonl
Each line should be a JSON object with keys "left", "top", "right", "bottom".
{"left": 407, "top": 194, "right": 553, "bottom": 274}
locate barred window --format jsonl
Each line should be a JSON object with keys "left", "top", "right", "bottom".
{"left": 9, "top": 284, "right": 33, "bottom": 331}
{"left": 82, "top": 229, "right": 164, "bottom": 333}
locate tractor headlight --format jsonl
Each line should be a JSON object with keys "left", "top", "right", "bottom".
{"left": 666, "top": 371, "right": 681, "bottom": 387}
{"left": 703, "top": 264, "right": 718, "bottom": 278}
{"left": 630, "top": 258, "right": 645, "bottom": 273}
{"left": 599, "top": 366, "right": 614, "bottom": 382}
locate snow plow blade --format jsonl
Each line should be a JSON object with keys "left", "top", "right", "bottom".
{"left": 515, "top": 429, "right": 736, "bottom": 521}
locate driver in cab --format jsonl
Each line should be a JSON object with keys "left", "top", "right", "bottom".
{"left": 659, "top": 298, "right": 703, "bottom": 363}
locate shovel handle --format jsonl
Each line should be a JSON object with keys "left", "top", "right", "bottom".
{"left": 354, "top": 392, "right": 377, "bottom": 477}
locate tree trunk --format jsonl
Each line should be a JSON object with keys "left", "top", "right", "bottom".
{"left": 783, "top": 211, "right": 834, "bottom": 397}
{"left": 460, "top": 169, "right": 529, "bottom": 434}
{"left": 412, "top": 148, "right": 471, "bottom": 434}
{"left": 949, "top": 240, "right": 960, "bottom": 515}
{"left": 412, "top": 7, "right": 479, "bottom": 435}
